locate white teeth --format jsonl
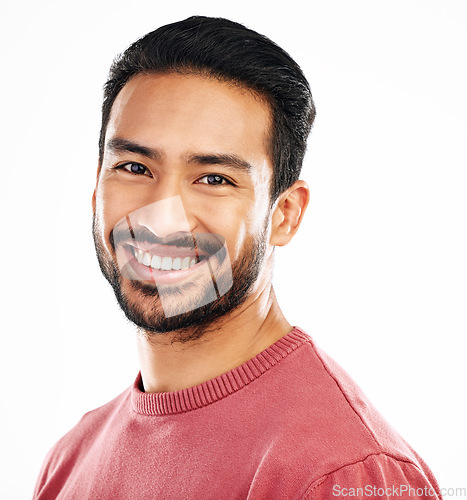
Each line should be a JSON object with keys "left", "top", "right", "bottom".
{"left": 151, "top": 255, "right": 161, "bottom": 270}
{"left": 161, "top": 257, "right": 172, "bottom": 271}
{"left": 133, "top": 247, "right": 201, "bottom": 271}
{"left": 136, "top": 249, "right": 144, "bottom": 264}
{"left": 142, "top": 252, "right": 151, "bottom": 266}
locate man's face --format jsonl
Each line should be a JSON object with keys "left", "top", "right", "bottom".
{"left": 93, "top": 73, "right": 275, "bottom": 339}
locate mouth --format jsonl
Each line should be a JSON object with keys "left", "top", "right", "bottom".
{"left": 132, "top": 247, "right": 207, "bottom": 271}
{"left": 118, "top": 243, "right": 214, "bottom": 285}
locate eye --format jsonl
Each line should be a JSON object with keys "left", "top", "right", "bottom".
{"left": 117, "top": 162, "right": 151, "bottom": 176}
{"left": 197, "top": 174, "right": 231, "bottom": 186}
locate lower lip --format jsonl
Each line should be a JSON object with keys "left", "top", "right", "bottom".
{"left": 122, "top": 246, "right": 208, "bottom": 285}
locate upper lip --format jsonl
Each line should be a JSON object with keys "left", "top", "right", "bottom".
{"left": 123, "top": 243, "right": 207, "bottom": 259}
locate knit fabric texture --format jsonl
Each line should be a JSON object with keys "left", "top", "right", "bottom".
{"left": 34, "top": 328, "right": 441, "bottom": 499}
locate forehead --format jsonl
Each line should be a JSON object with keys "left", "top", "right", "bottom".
{"left": 106, "top": 72, "right": 272, "bottom": 166}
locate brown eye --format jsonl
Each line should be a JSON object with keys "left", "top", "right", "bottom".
{"left": 207, "top": 175, "right": 224, "bottom": 185}
{"left": 119, "top": 163, "right": 150, "bottom": 176}
{"left": 198, "top": 174, "right": 229, "bottom": 185}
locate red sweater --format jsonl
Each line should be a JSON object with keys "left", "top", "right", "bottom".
{"left": 34, "top": 328, "right": 441, "bottom": 499}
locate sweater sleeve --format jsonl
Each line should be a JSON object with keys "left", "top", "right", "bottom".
{"left": 302, "top": 453, "right": 442, "bottom": 500}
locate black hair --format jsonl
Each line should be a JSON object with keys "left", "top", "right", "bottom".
{"left": 99, "top": 16, "right": 316, "bottom": 201}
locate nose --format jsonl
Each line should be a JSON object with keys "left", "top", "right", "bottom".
{"left": 127, "top": 195, "right": 191, "bottom": 238}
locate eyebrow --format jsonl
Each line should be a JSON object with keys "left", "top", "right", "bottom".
{"left": 106, "top": 138, "right": 162, "bottom": 161}
{"left": 187, "top": 153, "right": 252, "bottom": 173}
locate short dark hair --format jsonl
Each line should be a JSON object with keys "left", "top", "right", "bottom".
{"left": 99, "top": 16, "right": 316, "bottom": 201}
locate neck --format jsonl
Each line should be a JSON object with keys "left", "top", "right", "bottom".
{"left": 136, "top": 284, "right": 291, "bottom": 393}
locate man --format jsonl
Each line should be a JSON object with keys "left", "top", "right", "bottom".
{"left": 34, "top": 16, "right": 441, "bottom": 499}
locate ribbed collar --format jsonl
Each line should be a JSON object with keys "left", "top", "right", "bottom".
{"left": 131, "top": 327, "right": 309, "bottom": 416}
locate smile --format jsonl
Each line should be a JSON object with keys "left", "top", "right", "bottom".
{"left": 132, "top": 247, "right": 206, "bottom": 271}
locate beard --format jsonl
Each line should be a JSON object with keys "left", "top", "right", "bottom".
{"left": 92, "top": 215, "right": 267, "bottom": 343}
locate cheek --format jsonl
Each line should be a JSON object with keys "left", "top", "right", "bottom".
{"left": 95, "top": 182, "right": 145, "bottom": 238}
{"left": 94, "top": 189, "right": 127, "bottom": 250}
{"left": 245, "top": 161, "right": 273, "bottom": 232}
{"left": 189, "top": 201, "right": 245, "bottom": 257}
{"left": 240, "top": 193, "right": 271, "bottom": 242}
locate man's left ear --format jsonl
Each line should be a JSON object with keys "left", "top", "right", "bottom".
{"left": 270, "top": 180, "right": 310, "bottom": 247}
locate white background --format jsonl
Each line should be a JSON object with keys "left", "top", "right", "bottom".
{"left": 1, "top": 0, "right": 466, "bottom": 498}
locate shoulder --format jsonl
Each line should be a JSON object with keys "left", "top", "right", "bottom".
{"left": 286, "top": 329, "right": 416, "bottom": 457}
{"left": 263, "top": 329, "right": 438, "bottom": 488}
{"left": 60, "top": 384, "right": 132, "bottom": 445}
{"left": 34, "top": 383, "right": 132, "bottom": 495}
{"left": 302, "top": 453, "right": 442, "bottom": 499}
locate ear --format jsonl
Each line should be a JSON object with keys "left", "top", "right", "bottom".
{"left": 270, "top": 180, "right": 310, "bottom": 247}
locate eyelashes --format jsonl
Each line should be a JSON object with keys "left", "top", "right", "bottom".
{"left": 113, "top": 163, "right": 234, "bottom": 186}
{"left": 115, "top": 162, "right": 152, "bottom": 176}
{"left": 196, "top": 174, "right": 232, "bottom": 186}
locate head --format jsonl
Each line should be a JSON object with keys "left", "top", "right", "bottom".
{"left": 98, "top": 16, "right": 315, "bottom": 202}
{"left": 93, "top": 16, "right": 315, "bottom": 341}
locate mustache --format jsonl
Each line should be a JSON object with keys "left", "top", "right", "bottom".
{"left": 110, "top": 223, "right": 226, "bottom": 257}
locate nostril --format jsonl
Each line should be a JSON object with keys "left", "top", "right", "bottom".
{"left": 128, "top": 196, "right": 192, "bottom": 238}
